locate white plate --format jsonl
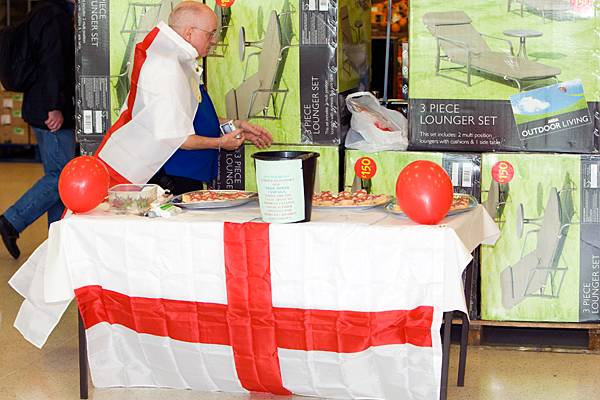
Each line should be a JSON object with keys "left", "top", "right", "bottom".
{"left": 385, "top": 194, "right": 478, "bottom": 218}
{"left": 312, "top": 197, "right": 390, "bottom": 211}
{"left": 171, "top": 191, "right": 257, "bottom": 210}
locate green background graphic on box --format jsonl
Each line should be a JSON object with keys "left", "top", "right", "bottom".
{"left": 344, "top": 150, "right": 480, "bottom": 197}
{"left": 205, "top": 0, "right": 369, "bottom": 144}
{"left": 480, "top": 153, "right": 582, "bottom": 322}
{"left": 409, "top": 0, "right": 598, "bottom": 101}
{"left": 108, "top": 0, "right": 175, "bottom": 122}
{"left": 245, "top": 145, "right": 339, "bottom": 192}
{"left": 206, "top": 0, "right": 301, "bottom": 144}
{"left": 336, "top": 0, "right": 371, "bottom": 93}
{"left": 509, "top": 80, "right": 591, "bottom": 126}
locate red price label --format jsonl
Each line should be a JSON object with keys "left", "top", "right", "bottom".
{"left": 354, "top": 157, "right": 377, "bottom": 180}
{"left": 491, "top": 161, "right": 514, "bottom": 184}
{"left": 216, "top": 0, "right": 236, "bottom": 7}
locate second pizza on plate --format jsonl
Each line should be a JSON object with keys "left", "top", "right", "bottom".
{"left": 312, "top": 190, "right": 390, "bottom": 207}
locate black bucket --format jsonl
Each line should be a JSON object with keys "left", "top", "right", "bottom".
{"left": 252, "top": 151, "right": 320, "bottom": 223}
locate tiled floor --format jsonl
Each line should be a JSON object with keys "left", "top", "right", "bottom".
{"left": 1, "top": 163, "right": 599, "bottom": 400}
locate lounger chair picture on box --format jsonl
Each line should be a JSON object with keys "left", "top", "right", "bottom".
{"left": 209, "top": 5, "right": 231, "bottom": 58}
{"left": 483, "top": 180, "right": 510, "bottom": 228}
{"left": 508, "top": 0, "right": 573, "bottom": 22}
{"left": 226, "top": 10, "right": 293, "bottom": 121}
{"left": 111, "top": 1, "right": 172, "bottom": 113}
{"left": 422, "top": 11, "right": 561, "bottom": 91}
{"left": 339, "top": 5, "right": 368, "bottom": 77}
{"left": 500, "top": 181, "right": 576, "bottom": 309}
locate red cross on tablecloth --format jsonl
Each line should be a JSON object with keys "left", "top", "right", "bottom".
{"left": 76, "top": 222, "right": 434, "bottom": 395}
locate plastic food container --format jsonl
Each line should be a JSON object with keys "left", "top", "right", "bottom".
{"left": 108, "top": 184, "right": 158, "bottom": 215}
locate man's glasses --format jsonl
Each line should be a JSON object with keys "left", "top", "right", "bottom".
{"left": 191, "top": 26, "right": 221, "bottom": 41}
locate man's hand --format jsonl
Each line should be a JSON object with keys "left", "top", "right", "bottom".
{"left": 237, "top": 120, "right": 273, "bottom": 149}
{"left": 219, "top": 130, "right": 245, "bottom": 150}
{"left": 45, "top": 110, "right": 64, "bottom": 132}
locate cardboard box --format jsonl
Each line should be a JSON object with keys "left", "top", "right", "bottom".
{"left": 75, "top": 0, "right": 369, "bottom": 146}
{"left": 345, "top": 149, "right": 482, "bottom": 318}
{"left": 0, "top": 125, "right": 29, "bottom": 144}
{"left": 0, "top": 112, "right": 10, "bottom": 125}
{"left": 0, "top": 91, "right": 24, "bottom": 110}
{"left": 344, "top": 149, "right": 481, "bottom": 198}
{"left": 480, "top": 153, "right": 600, "bottom": 322}
{"left": 29, "top": 128, "right": 37, "bottom": 145}
{"left": 0, "top": 126, "right": 10, "bottom": 143}
{"left": 215, "top": 144, "right": 340, "bottom": 192}
{"left": 75, "top": 0, "right": 141, "bottom": 142}
{"left": 408, "top": 1, "right": 599, "bottom": 153}
{"left": 206, "top": 0, "right": 371, "bottom": 144}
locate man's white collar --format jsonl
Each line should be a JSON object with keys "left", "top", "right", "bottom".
{"left": 157, "top": 21, "right": 199, "bottom": 61}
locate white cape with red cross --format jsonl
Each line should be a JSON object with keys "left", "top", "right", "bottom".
{"left": 95, "top": 21, "right": 199, "bottom": 185}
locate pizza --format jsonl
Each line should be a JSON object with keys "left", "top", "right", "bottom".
{"left": 391, "top": 193, "right": 474, "bottom": 213}
{"left": 312, "top": 190, "right": 389, "bottom": 207}
{"left": 181, "top": 190, "right": 256, "bottom": 203}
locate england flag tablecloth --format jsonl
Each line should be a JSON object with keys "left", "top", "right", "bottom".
{"left": 10, "top": 205, "right": 499, "bottom": 400}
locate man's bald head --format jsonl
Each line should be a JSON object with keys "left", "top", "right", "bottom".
{"left": 168, "top": 1, "right": 218, "bottom": 57}
{"left": 169, "top": 1, "right": 215, "bottom": 32}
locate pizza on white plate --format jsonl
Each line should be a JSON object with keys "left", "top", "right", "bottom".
{"left": 181, "top": 190, "right": 256, "bottom": 203}
{"left": 312, "top": 190, "right": 390, "bottom": 207}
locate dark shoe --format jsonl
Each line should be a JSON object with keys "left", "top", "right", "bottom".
{"left": 0, "top": 215, "right": 20, "bottom": 259}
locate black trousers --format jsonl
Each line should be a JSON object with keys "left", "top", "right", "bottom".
{"left": 148, "top": 170, "right": 209, "bottom": 196}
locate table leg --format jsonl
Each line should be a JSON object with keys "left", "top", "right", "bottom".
{"left": 440, "top": 312, "right": 452, "bottom": 400}
{"left": 78, "top": 312, "right": 89, "bottom": 400}
{"left": 521, "top": 37, "right": 528, "bottom": 59}
{"left": 458, "top": 312, "right": 469, "bottom": 387}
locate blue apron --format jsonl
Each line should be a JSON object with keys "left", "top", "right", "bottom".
{"left": 163, "top": 85, "right": 220, "bottom": 182}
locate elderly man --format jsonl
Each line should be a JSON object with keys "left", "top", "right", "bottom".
{"left": 96, "top": 1, "right": 272, "bottom": 193}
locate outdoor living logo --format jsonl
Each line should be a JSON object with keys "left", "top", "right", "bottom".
{"left": 509, "top": 80, "right": 592, "bottom": 141}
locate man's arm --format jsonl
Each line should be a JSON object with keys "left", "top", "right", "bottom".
{"left": 180, "top": 130, "right": 244, "bottom": 150}
{"left": 218, "top": 118, "right": 274, "bottom": 149}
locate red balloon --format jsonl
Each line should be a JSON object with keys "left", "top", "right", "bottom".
{"left": 395, "top": 160, "right": 453, "bottom": 225}
{"left": 58, "top": 156, "right": 110, "bottom": 213}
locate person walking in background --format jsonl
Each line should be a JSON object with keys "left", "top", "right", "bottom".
{"left": 0, "top": 0, "right": 76, "bottom": 260}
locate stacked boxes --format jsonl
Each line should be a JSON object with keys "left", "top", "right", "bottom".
{"left": 75, "top": 0, "right": 369, "bottom": 184}
{"left": 206, "top": 0, "right": 370, "bottom": 145}
{"left": 0, "top": 90, "right": 30, "bottom": 145}
{"left": 343, "top": 150, "right": 480, "bottom": 197}
{"left": 481, "top": 153, "right": 600, "bottom": 322}
{"left": 205, "top": 0, "right": 371, "bottom": 189}
{"left": 344, "top": 149, "right": 482, "bottom": 318}
{"left": 405, "top": 0, "right": 600, "bottom": 323}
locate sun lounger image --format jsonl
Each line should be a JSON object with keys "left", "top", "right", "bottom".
{"left": 500, "top": 182, "right": 575, "bottom": 309}
{"left": 422, "top": 11, "right": 561, "bottom": 91}
{"left": 209, "top": 4, "right": 231, "bottom": 58}
{"left": 483, "top": 180, "right": 510, "bottom": 227}
{"left": 225, "top": 10, "right": 292, "bottom": 120}
{"left": 111, "top": 1, "right": 172, "bottom": 113}
{"left": 339, "top": 6, "right": 368, "bottom": 77}
{"left": 508, "top": 0, "right": 573, "bottom": 22}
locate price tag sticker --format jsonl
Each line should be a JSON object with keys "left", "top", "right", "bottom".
{"left": 354, "top": 157, "right": 377, "bottom": 180}
{"left": 217, "top": 0, "right": 236, "bottom": 7}
{"left": 491, "top": 161, "right": 514, "bottom": 184}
